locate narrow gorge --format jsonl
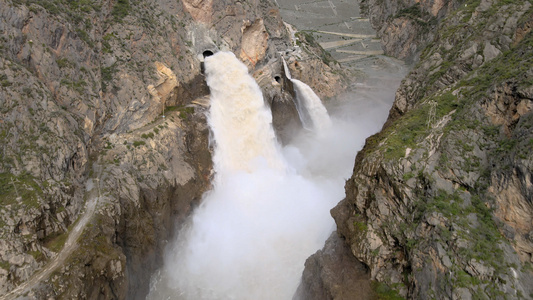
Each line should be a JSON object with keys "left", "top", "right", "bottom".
{"left": 0, "top": 0, "right": 532, "bottom": 299}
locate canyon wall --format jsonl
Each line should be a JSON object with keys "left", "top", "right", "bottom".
{"left": 298, "top": 0, "right": 533, "bottom": 299}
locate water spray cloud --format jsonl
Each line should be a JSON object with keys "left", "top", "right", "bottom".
{"left": 148, "top": 52, "right": 402, "bottom": 299}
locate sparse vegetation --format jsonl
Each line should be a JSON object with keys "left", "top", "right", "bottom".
{"left": 141, "top": 132, "right": 154, "bottom": 139}
{"left": 75, "top": 28, "right": 94, "bottom": 48}
{"left": 101, "top": 64, "right": 117, "bottom": 92}
{"left": 28, "top": 250, "right": 46, "bottom": 262}
{"left": 112, "top": 0, "right": 130, "bottom": 22}
{"left": 60, "top": 79, "right": 86, "bottom": 93}
{"left": 56, "top": 57, "right": 72, "bottom": 68}
{"left": 43, "top": 230, "right": 68, "bottom": 253}
{"left": 0, "top": 172, "right": 43, "bottom": 208}
{"left": 132, "top": 140, "right": 145, "bottom": 147}
{"left": 165, "top": 105, "right": 195, "bottom": 120}
{"left": 0, "top": 260, "right": 11, "bottom": 271}
{"left": 102, "top": 34, "right": 115, "bottom": 53}
{"left": 371, "top": 281, "right": 405, "bottom": 300}
{"left": 1, "top": 74, "right": 11, "bottom": 87}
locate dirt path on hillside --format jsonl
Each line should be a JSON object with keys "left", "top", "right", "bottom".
{"left": 1, "top": 167, "right": 102, "bottom": 300}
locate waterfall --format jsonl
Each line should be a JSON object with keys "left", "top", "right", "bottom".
{"left": 205, "top": 51, "right": 285, "bottom": 174}
{"left": 291, "top": 79, "right": 332, "bottom": 132}
{"left": 147, "top": 50, "right": 400, "bottom": 300}
{"left": 281, "top": 56, "right": 332, "bottom": 132}
{"left": 147, "top": 52, "right": 338, "bottom": 300}
{"left": 282, "top": 56, "right": 292, "bottom": 80}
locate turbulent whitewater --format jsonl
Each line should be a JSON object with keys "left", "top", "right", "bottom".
{"left": 147, "top": 51, "right": 393, "bottom": 299}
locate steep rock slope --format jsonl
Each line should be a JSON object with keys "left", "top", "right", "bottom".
{"left": 0, "top": 0, "right": 345, "bottom": 298}
{"left": 298, "top": 0, "right": 533, "bottom": 299}
{"left": 361, "top": 0, "right": 459, "bottom": 63}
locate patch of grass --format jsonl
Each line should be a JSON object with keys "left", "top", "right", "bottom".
{"left": 381, "top": 90, "right": 459, "bottom": 160}
{"left": 67, "top": 0, "right": 100, "bottom": 13}
{"left": 111, "top": 0, "right": 130, "bottom": 22}
{"left": 75, "top": 28, "right": 94, "bottom": 48}
{"left": 496, "top": 138, "right": 517, "bottom": 153}
{"left": 371, "top": 281, "right": 405, "bottom": 300}
{"left": 464, "top": 32, "right": 533, "bottom": 97}
{"left": 43, "top": 231, "right": 68, "bottom": 253}
{"left": 468, "top": 196, "right": 505, "bottom": 271}
{"left": 353, "top": 220, "right": 368, "bottom": 233}
{"left": 459, "top": 0, "right": 482, "bottom": 22}
{"left": 429, "top": 60, "right": 453, "bottom": 85}
{"left": 455, "top": 269, "right": 479, "bottom": 287}
{"left": 522, "top": 262, "right": 533, "bottom": 273}
{"left": 481, "top": 125, "right": 499, "bottom": 137}
{"left": 423, "top": 189, "right": 506, "bottom": 280}
{"left": 56, "top": 57, "right": 72, "bottom": 68}
{"left": 101, "top": 64, "right": 117, "bottom": 92}
{"left": 427, "top": 190, "right": 464, "bottom": 218}
{"left": 102, "top": 33, "right": 115, "bottom": 53}
{"left": 141, "top": 132, "right": 154, "bottom": 139}
{"left": 32, "top": 0, "right": 62, "bottom": 14}
{"left": 1, "top": 74, "right": 11, "bottom": 87}
{"left": 382, "top": 105, "right": 428, "bottom": 159}
{"left": 0, "top": 260, "right": 10, "bottom": 270}
{"left": 396, "top": 5, "right": 422, "bottom": 19}
{"left": 132, "top": 140, "right": 145, "bottom": 147}
{"left": 165, "top": 106, "right": 195, "bottom": 120}
{"left": 402, "top": 172, "right": 415, "bottom": 181}
{"left": 28, "top": 250, "right": 46, "bottom": 262}
{"left": 0, "top": 172, "right": 42, "bottom": 208}
{"left": 60, "top": 79, "right": 86, "bottom": 93}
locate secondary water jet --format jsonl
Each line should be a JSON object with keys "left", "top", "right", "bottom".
{"left": 291, "top": 79, "right": 332, "bottom": 132}
{"left": 281, "top": 56, "right": 332, "bottom": 132}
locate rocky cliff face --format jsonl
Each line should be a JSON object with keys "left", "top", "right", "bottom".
{"left": 298, "top": 0, "right": 533, "bottom": 299}
{"left": 361, "top": 0, "right": 459, "bottom": 63}
{"left": 0, "top": 0, "right": 345, "bottom": 298}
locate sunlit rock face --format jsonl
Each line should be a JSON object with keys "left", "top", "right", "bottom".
{"left": 240, "top": 18, "right": 269, "bottom": 69}
{"left": 181, "top": 0, "right": 214, "bottom": 23}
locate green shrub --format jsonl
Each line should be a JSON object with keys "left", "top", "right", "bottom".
{"left": 112, "top": 0, "right": 130, "bottom": 22}
{"left": 132, "top": 140, "right": 145, "bottom": 147}
{"left": 371, "top": 281, "right": 405, "bottom": 300}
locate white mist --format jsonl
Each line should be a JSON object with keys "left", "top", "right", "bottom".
{"left": 147, "top": 51, "right": 399, "bottom": 300}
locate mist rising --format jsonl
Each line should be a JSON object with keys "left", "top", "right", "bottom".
{"left": 147, "top": 52, "right": 403, "bottom": 299}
